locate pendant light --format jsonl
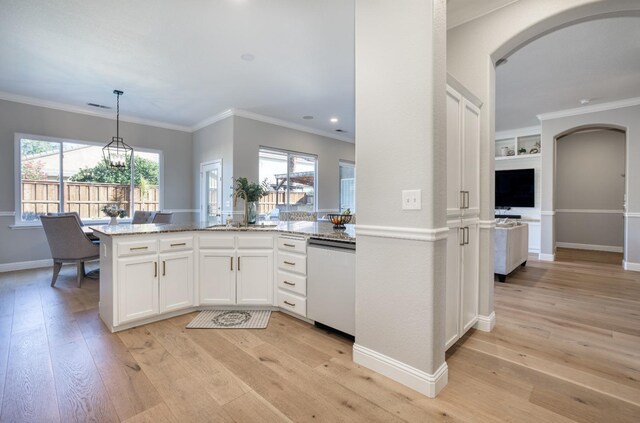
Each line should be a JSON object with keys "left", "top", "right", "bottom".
{"left": 102, "top": 90, "right": 133, "bottom": 168}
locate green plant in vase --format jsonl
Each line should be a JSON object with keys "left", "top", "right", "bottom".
{"left": 232, "top": 177, "right": 270, "bottom": 225}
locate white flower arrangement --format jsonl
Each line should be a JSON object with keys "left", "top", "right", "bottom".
{"left": 101, "top": 204, "right": 127, "bottom": 218}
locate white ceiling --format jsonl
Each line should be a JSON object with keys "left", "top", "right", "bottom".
{"left": 0, "top": 0, "right": 354, "bottom": 137}
{"left": 496, "top": 16, "right": 640, "bottom": 132}
{"left": 447, "top": 0, "right": 518, "bottom": 29}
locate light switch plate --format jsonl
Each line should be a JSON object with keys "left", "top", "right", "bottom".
{"left": 402, "top": 189, "right": 422, "bottom": 210}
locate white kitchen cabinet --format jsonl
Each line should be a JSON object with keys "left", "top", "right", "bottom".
{"left": 276, "top": 234, "right": 308, "bottom": 318}
{"left": 199, "top": 250, "right": 236, "bottom": 305}
{"left": 117, "top": 255, "right": 160, "bottom": 324}
{"left": 198, "top": 234, "right": 274, "bottom": 306}
{"left": 445, "top": 221, "right": 479, "bottom": 349}
{"left": 160, "top": 251, "right": 194, "bottom": 312}
{"left": 116, "top": 236, "right": 195, "bottom": 325}
{"left": 237, "top": 251, "right": 273, "bottom": 305}
{"left": 445, "top": 83, "right": 481, "bottom": 350}
{"left": 446, "top": 86, "right": 480, "bottom": 219}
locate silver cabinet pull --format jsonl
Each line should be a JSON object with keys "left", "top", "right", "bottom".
{"left": 170, "top": 242, "right": 186, "bottom": 247}
{"left": 283, "top": 281, "right": 295, "bottom": 286}
{"left": 154, "top": 262, "right": 157, "bottom": 277}
{"left": 162, "top": 261, "right": 166, "bottom": 276}
{"left": 460, "top": 191, "right": 465, "bottom": 209}
{"left": 465, "top": 226, "right": 470, "bottom": 245}
{"left": 230, "top": 256, "right": 233, "bottom": 271}
{"left": 238, "top": 257, "right": 241, "bottom": 271}
{"left": 283, "top": 261, "right": 295, "bottom": 266}
{"left": 459, "top": 228, "right": 465, "bottom": 246}
{"left": 283, "top": 243, "right": 295, "bottom": 248}
{"left": 130, "top": 246, "right": 148, "bottom": 251}
{"left": 284, "top": 301, "right": 295, "bottom": 307}
{"left": 465, "top": 191, "right": 470, "bottom": 209}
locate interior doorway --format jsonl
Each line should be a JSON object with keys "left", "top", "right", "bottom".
{"left": 200, "top": 160, "right": 223, "bottom": 225}
{"left": 554, "top": 128, "right": 626, "bottom": 257}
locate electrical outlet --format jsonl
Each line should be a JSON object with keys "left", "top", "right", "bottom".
{"left": 402, "top": 189, "right": 421, "bottom": 210}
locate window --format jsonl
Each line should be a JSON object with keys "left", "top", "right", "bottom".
{"left": 259, "top": 147, "right": 317, "bottom": 217}
{"left": 339, "top": 161, "right": 356, "bottom": 213}
{"left": 16, "top": 134, "right": 161, "bottom": 223}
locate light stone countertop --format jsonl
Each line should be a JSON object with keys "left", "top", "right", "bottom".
{"left": 90, "top": 220, "right": 356, "bottom": 243}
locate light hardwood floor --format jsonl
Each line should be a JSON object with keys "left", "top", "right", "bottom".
{"left": 0, "top": 248, "right": 638, "bottom": 422}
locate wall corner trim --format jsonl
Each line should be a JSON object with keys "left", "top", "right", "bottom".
{"left": 538, "top": 253, "right": 555, "bottom": 262}
{"left": 191, "top": 109, "right": 234, "bottom": 132}
{"left": 624, "top": 212, "right": 640, "bottom": 218}
{"left": 478, "top": 219, "right": 497, "bottom": 229}
{"left": 356, "top": 225, "right": 449, "bottom": 242}
{"left": 474, "top": 312, "right": 496, "bottom": 332}
{"left": 623, "top": 261, "right": 640, "bottom": 272}
{"left": 540, "top": 211, "right": 556, "bottom": 216}
{"left": 353, "top": 343, "right": 448, "bottom": 398}
{"left": 0, "top": 259, "right": 52, "bottom": 273}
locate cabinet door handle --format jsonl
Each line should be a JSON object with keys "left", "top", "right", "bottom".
{"left": 170, "top": 242, "right": 186, "bottom": 247}
{"left": 464, "top": 226, "right": 470, "bottom": 245}
{"left": 460, "top": 191, "right": 465, "bottom": 209}
{"left": 284, "top": 301, "right": 295, "bottom": 307}
{"left": 154, "top": 262, "right": 157, "bottom": 277}
{"left": 130, "top": 246, "right": 148, "bottom": 251}
{"left": 238, "top": 257, "right": 241, "bottom": 271}
{"left": 283, "top": 281, "right": 295, "bottom": 286}
{"left": 283, "top": 261, "right": 295, "bottom": 266}
{"left": 162, "top": 261, "right": 166, "bottom": 276}
{"left": 459, "top": 228, "right": 465, "bottom": 246}
{"left": 230, "top": 256, "right": 233, "bottom": 271}
{"left": 465, "top": 191, "right": 470, "bottom": 209}
{"left": 283, "top": 243, "right": 295, "bottom": 248}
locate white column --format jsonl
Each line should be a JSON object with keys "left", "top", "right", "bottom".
{"left": 354, "top": 0, "right": 448, "bottom": 397}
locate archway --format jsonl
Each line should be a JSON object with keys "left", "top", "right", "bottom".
{"left": 552, "top": 125, "right": 627, "bottom": 264}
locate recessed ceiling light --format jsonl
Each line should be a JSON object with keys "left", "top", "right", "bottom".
{"left": 302, "top": 115, "right": 314, "bottom": 120}
{"left": 241, "top": 53, "right": 255, "bottom": 61}
{"left": 330, "top": 117, "right": 339, "bottom": 123}
{"left": 580, "top": 98, "right": 591, "bottom": 105}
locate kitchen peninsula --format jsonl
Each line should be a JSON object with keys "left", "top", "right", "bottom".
{"left": 92, "top": 221, "right": 355, "bottom": 332}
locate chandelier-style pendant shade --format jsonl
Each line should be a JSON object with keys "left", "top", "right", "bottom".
{"left": 103, "top": 90, "right": 133, "bottom": 168}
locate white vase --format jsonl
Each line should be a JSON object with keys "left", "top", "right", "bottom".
{"left": 109, "top": 216, "right": 118, "bottom": 226}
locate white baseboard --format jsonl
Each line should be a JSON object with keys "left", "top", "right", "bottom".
{"left": 623, "top": 261, "right": 640, "bottom": 272}
{"left": 353, "top": 343, "right": 448, "bottom": 398}
{"left": 528, "top": 248, "right": 540, "bottom": 254}
{"left": 556, "top": 242, "right": 623, "bottom": 253}
{"left": 474, "top": 311, "right": 495, "bottom": 332}
{"left": 538, "top": 253, "right": 555, "bottom": 261}
{"left": 0, "top": 259, "right": 52, "bottom": 273}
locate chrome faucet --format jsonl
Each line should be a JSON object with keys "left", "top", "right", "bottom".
{"left": 232, "top": 188, "right": 249, "bottom": 227}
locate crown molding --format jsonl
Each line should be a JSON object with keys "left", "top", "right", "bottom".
{"left": 537, "top": 97, "right": 640, "bottom": 122}
{"left": 232, "top": 109, "right": 354, "bottom": 143}
{"left": 0, "top": 91, "right": 356, "bottom": 142}
{"left": 0, "top": 91, "right": 192, "bottom": 133}
{"left": 495, "top": 125, "right": 541, "bottom": 140}
{"left": 191, "top": 109, "right": 234, "bottom": 132}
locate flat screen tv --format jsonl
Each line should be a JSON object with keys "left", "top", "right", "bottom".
{"left": 495, "top": 168, "right": 535, "bottom": 208}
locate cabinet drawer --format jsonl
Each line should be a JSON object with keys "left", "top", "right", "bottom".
{"left": 159, "top": 236, "right": 193, "bottom": 252}
{"left": 277, "top": 270, "right": 306, "bottom": 296}
{"left": 277, "top": 236, "right": 307, "bottom": 254}
{"left": 237, "top": 235, "right": 274, "bottom": 249}
{"left": 199, "top": 235, "right": 235, "bottom": 249}
{"left": 278, "top": 289, "right": 307, "bottom": 317}
{"left": 117, "top": 239, "right": 158, "bottom": 257}
{"left": 278, "top": 252, "right": 306, "bottom": 275}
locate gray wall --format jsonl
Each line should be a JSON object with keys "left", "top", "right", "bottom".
{"left": 555, "top": 129, "right": 625, "bottom": 248}
{"left": 192, "top": 116, "right": 234, "bottom": 217}
{"left": 232, "top": 116, "right": 355, "bottom": 213}
{"left": 0, "top": 99, "right": 193, "bottom": 266}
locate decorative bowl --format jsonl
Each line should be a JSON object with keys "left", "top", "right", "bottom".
{"left": 327, "top": 213, "right": 352, "bottom": 228}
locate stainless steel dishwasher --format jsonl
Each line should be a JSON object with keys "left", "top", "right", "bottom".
{"left": 307, "top": 238, "right": 356, "bottom": 336}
